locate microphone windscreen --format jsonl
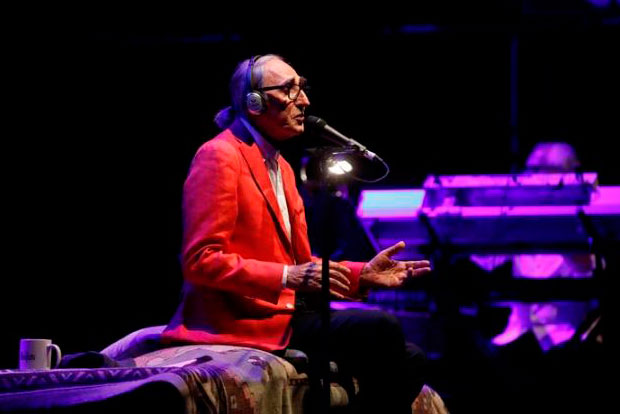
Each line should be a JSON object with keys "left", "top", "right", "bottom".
{"left": 305, "top": 115, "right": 326, "bottom": 129}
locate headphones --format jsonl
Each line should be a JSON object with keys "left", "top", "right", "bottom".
{"left": 245, "top": 55, "right": 266, "bottom": 115}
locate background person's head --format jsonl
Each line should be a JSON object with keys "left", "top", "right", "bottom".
{"left": 525, "top": 142, "right": 580, "bottom": 173}
{"left": 215, "top": 55, "right": 310, "bottom": 141}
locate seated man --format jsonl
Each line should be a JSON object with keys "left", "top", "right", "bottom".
{"left": 471, "top": 142, "right": 597, "bottom": 350}
{"left": 163, "top": 54, "right": 432, "bottom": 413}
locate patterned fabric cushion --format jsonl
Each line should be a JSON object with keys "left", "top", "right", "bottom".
{"left": 100, "top": 325, "right": 167, "bottom": 360}
{"left": 92, "top": 326, "right": 450, "bottom": 413}
{"left": 133, "top": 345, "right": 314, "bottom": 413}
{"left": 1, "top": 326, "right": 450, "bottom": 414}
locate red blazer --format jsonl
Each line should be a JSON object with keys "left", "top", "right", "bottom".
{"left": 163, "top": 120, "right": 364, "bottom": 351}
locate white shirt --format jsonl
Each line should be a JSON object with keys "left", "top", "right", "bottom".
{"left": 240, "top": 118, "right": 291, "bottom": 288}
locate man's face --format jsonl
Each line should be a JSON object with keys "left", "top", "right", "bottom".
{"left": 252, "top": 59, "right": 310, "bottom": 141}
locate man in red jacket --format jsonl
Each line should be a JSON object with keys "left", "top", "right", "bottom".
{"left": 164, "top": 54, "right": 432, "bottom": 413}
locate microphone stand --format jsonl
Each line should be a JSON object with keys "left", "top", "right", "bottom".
{"left": 309, "top": 144, "right": 389, "bottom": 413}
{"left": 316, "top": 151, "right": 336, "bottom": 414}
{"left": 313, "top": 146, "right": 357, "bottom": 413}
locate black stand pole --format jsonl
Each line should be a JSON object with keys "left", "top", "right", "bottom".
{"left": 311, "top": 149, "right": 344, "bottom": 413}
{"left": 320, "top": 250, "right": 331, "bottom": 413}
{"left": 308, "top": 145, "right": 387, "bottom": 413}
{"left": 317, "top": 178, "right": 333, "bottom": 414}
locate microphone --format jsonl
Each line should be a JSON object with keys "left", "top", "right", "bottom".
{"left": 305, "top": 116, "right": 377, "bottom": 160}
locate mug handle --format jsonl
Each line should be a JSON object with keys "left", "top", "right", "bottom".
{"left": 47, "top": 344, "right": 62, "bottom": 369}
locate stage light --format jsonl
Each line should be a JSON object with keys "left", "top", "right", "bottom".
{"left": 327, "top": 158, "right": 353, "bottom": 175}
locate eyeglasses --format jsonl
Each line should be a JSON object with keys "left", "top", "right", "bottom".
{"left": 257, "top": 77, "right": 309, "bottom": 100}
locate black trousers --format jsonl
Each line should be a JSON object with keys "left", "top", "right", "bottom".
{"left": 287, "top": 308, "right": 426, "bottom": 414}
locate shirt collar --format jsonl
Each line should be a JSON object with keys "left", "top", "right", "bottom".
{"left": 240, "top": 117, "right": 279, "bottom": 162}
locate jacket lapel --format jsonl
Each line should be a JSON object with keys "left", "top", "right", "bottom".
{"left": 231, "top": 120, "right": 293, "bottom": 250}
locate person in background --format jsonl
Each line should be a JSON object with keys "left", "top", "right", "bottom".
{"left": 471, "top": 142, "right": 597, "bottom": 351}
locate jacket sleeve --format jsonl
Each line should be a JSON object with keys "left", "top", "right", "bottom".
{"left": 308, "top": 256, "right": 366, "bottom": 299}
{"left": 181, "top": 140, "right": 284, "bottom": 304}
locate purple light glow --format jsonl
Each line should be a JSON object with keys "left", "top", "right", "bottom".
{"left": 330, "top": 301, "right": 383, "bottom": 311}
{"left": 491, "top": 301, "right": 596, "bottom": 351}
{"left": 422, "top": 173, "right": 597, "bottom": 188}
{"left": 420, "top": 205, "right": 589, "bottom": 217}
{"left": 587, "top": 0, "right": 611, "bottom": 7}
{"left": 362, "top": 200, "right": 620, "bottom": 219}
{"left": 357, "top": 186, "right": 620, "bottom": 220}
{"left": 513, "top": 254, "right": 594, "bottom": 278}
{"left": 471, "top": 253, "right": 594, "bottom": 278}
{"left": 590, "top": 186, "right": 620, "bottom": 205}
{"left": 537, "top": 324, "right": 577, "bottom": 349}
{"left": 357, "top": 189, "right": 426, "bottom": 218}
{"left": 399, "top": 24, "right": 439, "bottom": 34}
{"left": 452, "top": 204, "right": 620, "bottom": 216}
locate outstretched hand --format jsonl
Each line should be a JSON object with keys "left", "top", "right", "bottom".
{"left": 360, "top": 241, "right": 431, "bottom": 288}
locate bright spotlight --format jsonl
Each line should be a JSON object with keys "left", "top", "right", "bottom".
{"left": 327, "top": 159, "right": 353, "bottom": 175}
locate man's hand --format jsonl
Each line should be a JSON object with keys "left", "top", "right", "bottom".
{"left": 360, "top": 241, "right": 431, "bottom": 288}
{"left": 286, "top": 261, "right": 351, "bottom": 299}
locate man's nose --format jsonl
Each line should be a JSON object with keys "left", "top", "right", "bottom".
{"left": 296, "top": 89, "right": 310, "bottom": 106}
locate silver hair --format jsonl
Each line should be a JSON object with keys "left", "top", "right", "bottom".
{"left": 214, "top": 54, "right": 284, "bottom": 129}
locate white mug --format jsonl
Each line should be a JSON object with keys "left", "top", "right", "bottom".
{"left": 19, "top": 339, "right": 62, "bottom": 370}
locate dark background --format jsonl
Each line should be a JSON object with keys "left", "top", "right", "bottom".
{"left": 3, "top": 2, "right": 618, "bottom": 412}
